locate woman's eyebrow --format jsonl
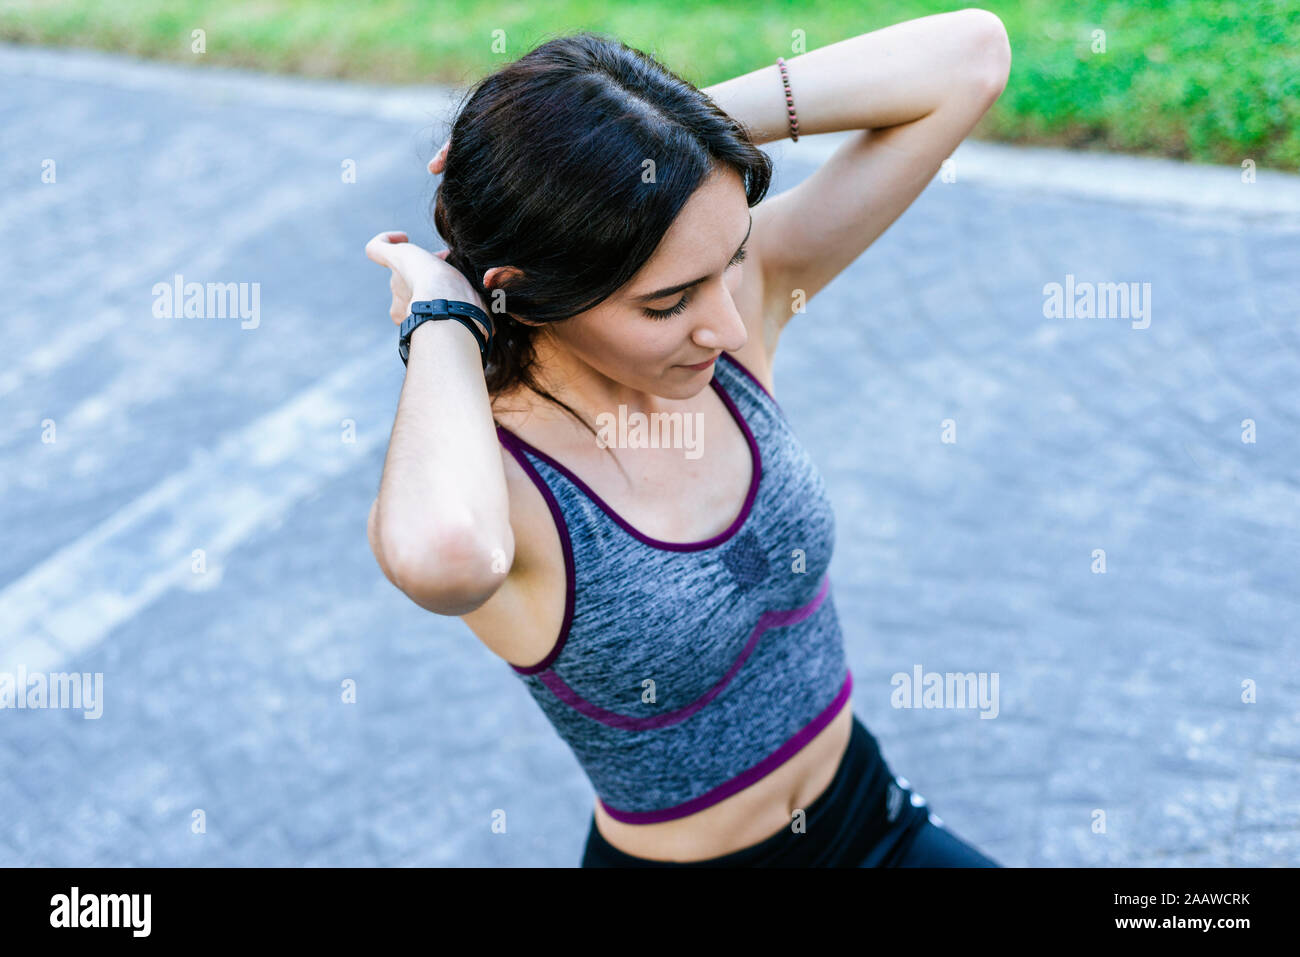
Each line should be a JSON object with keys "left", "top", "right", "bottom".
{"left": 630, "top": 212, "right": 753, "bottom": 303}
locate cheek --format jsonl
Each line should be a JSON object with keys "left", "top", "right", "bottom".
{"left": 622, "top": 320, "right": 683, "bottom": 362}
{"left": 566, "top": 310, "right": 678, "bottom": 363}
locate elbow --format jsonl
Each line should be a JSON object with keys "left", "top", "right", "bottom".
{"left": 378, "top": 520, "right": 513, "bottom": 616}
{"left": 957, "top": 8, "right": 1012, "bottom": 104}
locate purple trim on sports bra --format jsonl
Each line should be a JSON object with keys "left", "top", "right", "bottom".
{"left": 717, "top": 350, "right": 785, "bottom": 417}
{"left": 596, "top": 667, "right": 854, "bottom": 825}
{"left": 495, "top": 427, "right": 577, "bottom": 675}
{"left": 537, "top": 572, "right": 830, "bottom": 728}
{"left": 493, "top": 367, "right": 761, "bottom": 553}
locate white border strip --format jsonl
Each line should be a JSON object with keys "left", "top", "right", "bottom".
{"left": 6, "top": 41, "right": 1298, "bottom": 217}
{"left": 0, "top": 41, "right": 462, "bottom": 124}
{"left": 771, "top": 131, "right": 1300, "bottom": 220}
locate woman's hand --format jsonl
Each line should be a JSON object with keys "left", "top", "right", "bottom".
{"left": 364, "top": 230, "right": 484, "bottom": 324}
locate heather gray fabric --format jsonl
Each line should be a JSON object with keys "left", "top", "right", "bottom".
{"left": 495, "top": 352, "right": 852, "bottom": 824}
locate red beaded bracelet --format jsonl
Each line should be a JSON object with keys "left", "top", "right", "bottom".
{"left": 775, "top": 56, "right": 799, "bottom": 142}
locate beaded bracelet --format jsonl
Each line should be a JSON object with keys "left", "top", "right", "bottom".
{"left": 775, "top": 56, "right": 799, "bottom": 141}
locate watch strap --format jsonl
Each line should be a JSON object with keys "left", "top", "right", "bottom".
{"left": 399, "top": 299, "right": 493, "bottom": 367}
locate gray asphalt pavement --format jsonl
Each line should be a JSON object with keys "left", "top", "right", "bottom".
{"left": 2, "top": 43, "right": 1298, "bottom": 867}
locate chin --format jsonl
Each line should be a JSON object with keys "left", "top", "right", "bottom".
{"left": 602, "top": 358, "right": 711, "bottom": 400}
{"left": 660, "top": 367, "right": 714, "bottom": 398}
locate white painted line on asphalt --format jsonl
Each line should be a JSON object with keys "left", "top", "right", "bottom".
{"left": 0, "top": 345, "right": 395, "bottom": 676}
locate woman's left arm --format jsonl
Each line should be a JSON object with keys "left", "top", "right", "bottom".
{"left": 703, "top": 8, "right": 1011, "bottom": 354}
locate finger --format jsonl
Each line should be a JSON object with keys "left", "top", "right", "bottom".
{"left": 365, "top": 230, "right": 409, "bottom": 265}
{"left": 428, "top": 139, "right": 450, "bottom": 175}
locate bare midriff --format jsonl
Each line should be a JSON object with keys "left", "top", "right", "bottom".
{"left": 592, "top": 695, "right": 854, "bottom": 862}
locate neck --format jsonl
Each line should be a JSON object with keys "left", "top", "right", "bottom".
{"left": 520, "top": 330, "right": 686, "bottom": 426}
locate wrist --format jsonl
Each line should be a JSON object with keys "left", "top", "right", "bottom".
{"left": 401, "top": 298, "right": 494, "bottom": 369}
{"left": 407, "top": 314, "right": 480, "bottom": 356}
{"left": 412, "top": 292, "right": 491, "bottom": 337}
{"left": 414, "top": 284, "right": 488, "bottom": 324}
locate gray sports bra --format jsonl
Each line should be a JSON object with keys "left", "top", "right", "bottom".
{"left": 494, "top": 351, "right": 852, "bottom": 824}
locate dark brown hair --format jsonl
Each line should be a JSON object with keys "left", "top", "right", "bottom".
{"left": 431, "top": 31, "right": 772, "bottom": 433}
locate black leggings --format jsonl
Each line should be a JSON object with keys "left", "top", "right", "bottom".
{"left": 581, "top": 712, "right": 1001, "bottom": 867}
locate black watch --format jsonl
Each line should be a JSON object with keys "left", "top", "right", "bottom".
{"left": 399, "top": 299, "right": 494, "bottom": 367}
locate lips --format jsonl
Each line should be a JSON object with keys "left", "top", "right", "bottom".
{"left": 681, "top": 354, "right": 720, "bottom": 370}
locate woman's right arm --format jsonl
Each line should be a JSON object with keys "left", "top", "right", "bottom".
{"left": 365, "top": 233, "right": 514, "bottom": 616}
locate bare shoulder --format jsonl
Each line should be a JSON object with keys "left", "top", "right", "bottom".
{"left": 458, "top": 421, "right": 568, "bottom": 669}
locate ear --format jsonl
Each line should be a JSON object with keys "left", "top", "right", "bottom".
{"left": 483, "top": 265, "right": 525, "bottom": 289}
{"left": 481, "top": 265, "right": 540, "bottom": 326}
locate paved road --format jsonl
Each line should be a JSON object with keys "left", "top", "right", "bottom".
{"left": 2, "top": 44, "right": 1297, "bottom": 867}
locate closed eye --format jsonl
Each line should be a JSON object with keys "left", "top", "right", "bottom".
{"left": 641, "top": 244, "right": 748, "bottom": 320}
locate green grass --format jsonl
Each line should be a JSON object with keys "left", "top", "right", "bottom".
{"left": 3, "top": 0, "right": 1298, "bottom": 170}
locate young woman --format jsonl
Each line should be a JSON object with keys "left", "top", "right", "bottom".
{"left": 366, "top": 12, "right": 1011, "bottom": 867}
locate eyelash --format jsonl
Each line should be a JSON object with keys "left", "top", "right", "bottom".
{"left": 642, "top": 245, "right": 748, "bottom": 319}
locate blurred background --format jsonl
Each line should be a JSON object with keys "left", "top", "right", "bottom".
{"left": 1, "top": 1, "right": 1297, "bottom": 867}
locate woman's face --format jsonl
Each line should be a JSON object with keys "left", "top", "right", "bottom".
{"left": 528, "top": 165, "right": 754, "bottom": 401}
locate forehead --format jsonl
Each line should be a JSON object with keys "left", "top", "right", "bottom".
{"left": 642, "top": 166, "right": 750, "bottom": 264}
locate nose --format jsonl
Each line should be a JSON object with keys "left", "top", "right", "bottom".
{"left": 691, "top": 279, "right": 748, "bottom": 353}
